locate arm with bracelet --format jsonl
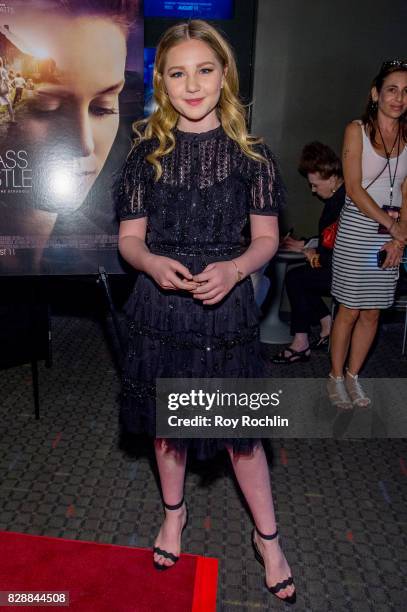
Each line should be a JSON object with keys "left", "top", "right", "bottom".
{"left": 192, "top": 215, "right": 279, "bottom": 305}
{"left": 378, "top": 177, "right": 407, "bottom": 267}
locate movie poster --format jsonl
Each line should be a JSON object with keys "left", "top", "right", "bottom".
{"left": 0, "top": 0, "right": 143, "bottom": 275}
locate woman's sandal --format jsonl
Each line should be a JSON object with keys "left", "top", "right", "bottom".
{"left": 271, "top": 347, "right": 310, "bottom": 364}
{"left": 251, "top": 527, "right": 296, "bottom": 605}
{"left": 327, "top": 374, "right": 353, "bottom": 410}
{"left": 345, "top": 370, "right": 371, "bottom": 407}
{"left": 153, "top": 497, "right": 188, "bottom": 571}
{"left": 309, "top": 334, "right": 329, "bottom": 351}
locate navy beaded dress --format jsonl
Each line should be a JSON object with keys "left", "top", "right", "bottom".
{"left": 116, "top": 125, "right": 284, "bottom": 459}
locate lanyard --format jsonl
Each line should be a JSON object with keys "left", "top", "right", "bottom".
{"left": 377, "top": 124, "right": 401, "bottom": 206}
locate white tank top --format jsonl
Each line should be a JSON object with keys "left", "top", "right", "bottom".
{"left": 359, "top": 122, "right": 407, "bottom": 209}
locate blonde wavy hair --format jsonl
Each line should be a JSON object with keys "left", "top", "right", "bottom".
{"left": 133, "top": 20, "right": 265, "bottom": 180}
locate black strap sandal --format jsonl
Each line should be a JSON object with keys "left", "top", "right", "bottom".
{"left": 153, "top": 497, "right": 188, "bottom": 571}
{"left": 252, "top": 527, "right": 296, "bottom": 605}
{"left": 309, "top": 334, "right": 329, "bottom": 351}
{"left": 271, "top": 347, "right": 310, "bottom": 364}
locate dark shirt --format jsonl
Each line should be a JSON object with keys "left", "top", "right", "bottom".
{"left": 315, "top": 183, "right": 346, "bottom": 269}
{"left": 116, "top": 127, "right": 285, "bottom": 263}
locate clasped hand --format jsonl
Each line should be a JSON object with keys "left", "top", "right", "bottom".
{"left": 149, "top": 255, "right": 199, "bottom": 291}
{"left": 149, "top": 256, "right": 237, "bottom": 305}
{"left": 192, "top": 261, "right": 238, "bottom": 305}
{"left": 380, "top": 241, "right": 404, "bottom": 269}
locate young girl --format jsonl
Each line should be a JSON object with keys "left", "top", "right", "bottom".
{"left": 117, "top": 20, "right": 295, "bottom": 603}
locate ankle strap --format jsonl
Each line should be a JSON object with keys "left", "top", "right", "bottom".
{"left": 163, "top": 497, "right": 184, "bottom": 511}
{"left": 329, "top": 373, "right": 344, "bottom": 381}
{"left": 256, "top": 526, "right": 278, "bottom": 540}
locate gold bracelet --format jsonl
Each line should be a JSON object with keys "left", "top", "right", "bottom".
{"left": 231, "top": 260, "right": 243, "bottom": 282}
{"left": 393, "top": 239, "right": 404, "bottom": 250}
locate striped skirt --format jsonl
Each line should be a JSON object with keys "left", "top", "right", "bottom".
{"left": 331, "top": 199, "right": 399, "bottom": 309}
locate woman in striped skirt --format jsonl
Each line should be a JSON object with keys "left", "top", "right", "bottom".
{"left": 328, "top": 60, "right": 407, "bottom": 408}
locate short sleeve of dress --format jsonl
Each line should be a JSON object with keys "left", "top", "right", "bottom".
{"left": 116, "top": 141, "right": 151, "bottom": 221}
{"left": 248, "top": 143, "right": 286, "bottom": 216}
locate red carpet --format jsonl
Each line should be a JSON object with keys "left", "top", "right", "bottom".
{"left": 0, "top": 531, "right": 218, "bottom": 611}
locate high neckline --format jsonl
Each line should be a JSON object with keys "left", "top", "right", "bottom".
{"left": 325, "top": 182, "right": 345, "bottom": 203}
{"left": 174, "top": 124, "right": 224, "bottom": 141}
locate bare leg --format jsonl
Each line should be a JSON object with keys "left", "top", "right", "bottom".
{"left": 283, "top": 316, "right": 332, "bottom": 357}
{"left": 330, "top": 304, "right": 360, "bottom": 377}
{"left": 287, "top": 332, "right": 309, "bottom": 352}
{"left": 347, "top": 309, "right": 380, "bottom": 374}
{"left": 344, "top": 309, "right": 379, "bottom": 407}
{"left": 320, "top": 313, "right": 332, "bottom": 337}
{"left": 227, "top": 443, "right": 295, "bottom": 600}
{"left": 153, "top": 439, "right": 187, "bottom": 568}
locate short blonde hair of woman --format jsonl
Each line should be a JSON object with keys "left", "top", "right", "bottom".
{"left": 133, "top": 20, "right": 266, "bottom": 180}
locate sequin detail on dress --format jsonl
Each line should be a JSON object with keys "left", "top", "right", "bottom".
{"left": 116, "top": 126, "right": 283, "bottom": 459}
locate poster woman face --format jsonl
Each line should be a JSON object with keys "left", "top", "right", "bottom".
{"left": 0, "top": 1, "right": 142, "bottom": 276}
{"left": 12, "top": 13, "right": 127, "bottom": 212}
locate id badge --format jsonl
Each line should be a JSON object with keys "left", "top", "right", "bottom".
{"left": 377, "top": 205, "right": 400, "bottom": 234}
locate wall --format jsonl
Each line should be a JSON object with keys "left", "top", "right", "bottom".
{"left": 251, "top": 0, "right": 407, "bottom": 236}
{"left": 145, "top": 0, "right": 257, "bottom": 104}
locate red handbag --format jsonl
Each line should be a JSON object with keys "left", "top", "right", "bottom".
{"left": 321, "top": 221, "right": 338, "bottom": 249}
